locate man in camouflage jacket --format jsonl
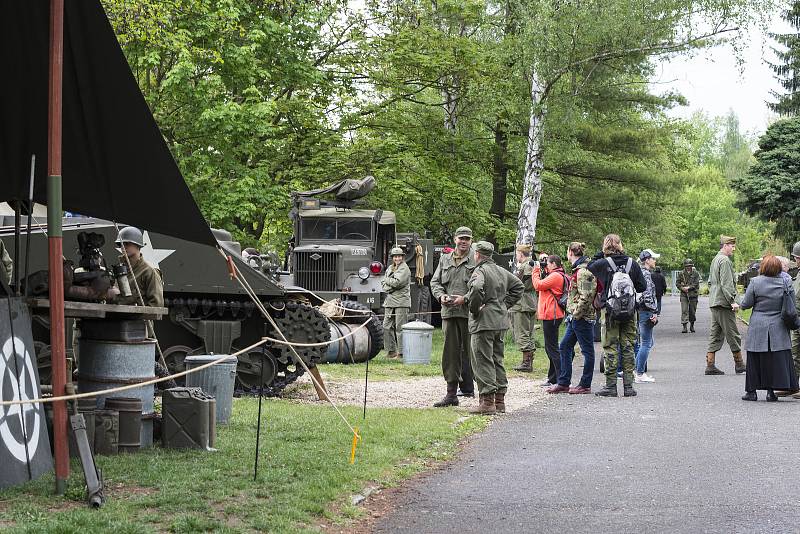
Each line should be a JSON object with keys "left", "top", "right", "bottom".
{"left": 549, "top": 243, "right": 597, "bottom": 394}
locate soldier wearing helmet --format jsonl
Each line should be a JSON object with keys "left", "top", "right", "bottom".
{"left": 381, "top": 246, "right": 411, "bottom": 359}
{"left": 114, "top": 226, "right": 164, "bottom": 308}
{"left": 676, "top": 258, "right": 700, "bottom": 333}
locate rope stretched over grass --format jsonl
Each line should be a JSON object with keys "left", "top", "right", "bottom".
{"left": 0, "top": 337, "right": 269, "bottom": 407}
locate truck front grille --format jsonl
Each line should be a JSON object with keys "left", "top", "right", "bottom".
{"left": 294, "top": 251, "right": 337, "bottom": 291}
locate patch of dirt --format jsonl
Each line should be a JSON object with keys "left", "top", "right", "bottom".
{"left": 104, "top": 482, "right": 158, "bottom": 500}
{"left": 284, "top": 373, "right": 547, "bottom": 412}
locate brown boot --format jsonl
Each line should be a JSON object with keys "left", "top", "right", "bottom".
{"left": 494, "top": 389, "right": 507, "bottom": 413}
{"left": 513, "top": 351, "right": 533, "bottom": 372}
{"left": 468, "top": 393, "right": 496, "bottom": 415}
{"left": 433, "top": 383, "right": 459, "bottom": 407}
{"left": 705, "top": 352, "right": 724, "bottom": 375}
{"left": 732, "top": 351, "right": 746, "bottom": 374}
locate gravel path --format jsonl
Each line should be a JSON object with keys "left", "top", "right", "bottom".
{"left": 369, "top": 297, "right": 800, "bottom": 534}
{"left": 285, "top": 374, "right": 548, "bottom": 412}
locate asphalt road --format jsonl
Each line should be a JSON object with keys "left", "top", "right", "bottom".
{"left": 374, "top": 296, "right": 800, "bottom": 534}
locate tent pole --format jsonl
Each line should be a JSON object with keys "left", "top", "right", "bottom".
{"left": 48, "top": 0, "right": 68, "bottom": 494}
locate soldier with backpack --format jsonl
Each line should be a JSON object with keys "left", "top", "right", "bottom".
{"left": 588, "top": 234, "right": 647, "bottom": 397}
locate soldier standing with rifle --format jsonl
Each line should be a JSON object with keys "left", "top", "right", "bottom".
{"left": 705, "top": 235, "right": 745, "bottom": 375}
{"left": 510, "top": 244, "right": 538, "bottom": 372}
{"left": 677, "top": 258, "right": 700, "bottom": 333}
{"left": 115, "top": 226, "right": 163, "bottom": 307}
{"left": 464, "top": 241, "right": 523, "bottom": 415}
{"left": 430, "top": 227, "right": 476, "bottom": 406}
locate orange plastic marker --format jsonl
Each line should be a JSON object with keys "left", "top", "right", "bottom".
{"left": 349, "top": 427, "right": 361, "bottom": 464}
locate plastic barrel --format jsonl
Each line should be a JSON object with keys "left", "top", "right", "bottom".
{"left": 77, "top": 338, "right": 155, "bottom": 447}
{"left": 401, "top": 321, "right": 434, "bottom": 364}
{"left": 185, "top": 355, "right": 237, "bottom": 424}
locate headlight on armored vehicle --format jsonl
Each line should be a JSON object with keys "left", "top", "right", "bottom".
{"left": 358, "top": 266, "right": 370, "bottom": 280}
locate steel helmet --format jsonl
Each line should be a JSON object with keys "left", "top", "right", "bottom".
{"left": 115, "top": 226, "right": 145, "bottom": 248}
{"left": 683, "top": 258, "right": 694, "bottom": 267}
{"left": 793, "top": 241, "right": 800, "bottom": 258}
{"left": 390, "top": 246, "right": 404, "bottom": 257}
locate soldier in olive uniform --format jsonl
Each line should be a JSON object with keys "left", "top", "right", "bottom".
{"left": 0, "top": 239, "right": 12, "bottom": 286}
{"left": 430, "top": 227, "right": 476, "bottom": 406}
{"left": 677, "top": 258, "right": 700, "bottom": 333}
{"left": 790, "top": 242, "right": 800, "bottom": 398}
{"left": 510, "top": 244, "right": 538, "bottom": 372}
{"left": 464, "top": 241, "right": 523, "bottom": 415}
{"left": 381, "top": 247, "right": 411, "bottom": 359}
{"left": 705, "top": 235, "right": 744, "bottom": 375}
{"left": 114, "top": 226, "right": 164, "bottom": 308}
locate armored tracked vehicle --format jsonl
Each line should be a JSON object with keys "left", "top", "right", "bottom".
{"left": 0, "top": 216, "right": 383, "bottom": 395}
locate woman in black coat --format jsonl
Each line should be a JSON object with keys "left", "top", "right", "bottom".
{"left": 739, "top": 255, "right": 800, "bottom": 401}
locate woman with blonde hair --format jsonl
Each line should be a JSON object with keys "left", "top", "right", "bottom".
{"left": 740, "top": 254, "right": 799, "bottom": 401}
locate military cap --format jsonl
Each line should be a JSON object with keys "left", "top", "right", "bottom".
{"left": 474, "top": 241, "right": 494, "bottom": 256}
{"left": 720, "top": 235, "right": 737, "bottom": 245}
{"left": 454, "top": 226, "right": 473, "bottom": 238}
{"left": 390, "top": 246, "right": 405, "bottom": 256}
{"left": 683, "top": 258, "right": 694, "bottom": 266}
{"left": 516, "top": 243, "right": 532, "bottom": 253}
{"left": 792, "top": 241, "right": 800, "bottom": 258}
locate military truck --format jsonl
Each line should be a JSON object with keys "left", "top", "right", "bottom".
{"left": 281, "top": 177, "right": 433, "bottom": 316}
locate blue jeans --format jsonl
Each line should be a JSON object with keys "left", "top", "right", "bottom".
{"left": 557, "top": 316, "right": 596, "bottom": 388}
{"left": 634, "top": 311, "right": 655, "bottom": 374}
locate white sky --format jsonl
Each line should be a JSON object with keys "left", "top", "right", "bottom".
{"left": 653, "top": 13, "right": 788, "bottom": 136}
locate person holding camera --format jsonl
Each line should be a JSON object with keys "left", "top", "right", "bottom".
{"left": 634, "top": 249, "right": 660, "bottom": 384}
{"left": 531, "top": 253, "right": 569, "bottom": 387}
{"left": 510, "top": 244, "right": 538, "bottom": 372}
{"left": 430, "top": 227, "right": 477, "bottom": 407}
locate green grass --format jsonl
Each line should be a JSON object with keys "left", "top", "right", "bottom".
{"left": 320, "top": 325, "right": 554, "bottom": 381}
{"left": 738, "top": 307, "right": 752, "bottom": 324}
{"left": 0, "top": 400, "right": 487, "bottom": 534}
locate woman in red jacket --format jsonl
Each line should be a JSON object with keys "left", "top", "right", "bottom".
{"left": 532, "top": 254, "right": 569, "bottom": 386}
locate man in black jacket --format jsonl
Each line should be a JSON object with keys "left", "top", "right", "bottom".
{"left": 588, "top": 234, "right": 647, "bottom": 397}
{"left": 652, "top": 266, "right": 667, "bottom": 314}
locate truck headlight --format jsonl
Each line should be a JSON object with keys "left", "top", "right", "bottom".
{"left": 358, "top": 266, "right": 370, "bottom": 280}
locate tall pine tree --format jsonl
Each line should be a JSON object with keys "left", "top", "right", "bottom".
{"left": 768, "top": 2, "right": 800, "bottom": 116}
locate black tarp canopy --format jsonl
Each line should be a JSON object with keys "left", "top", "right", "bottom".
{"left": 0, "top": 1, "right": 216, "bottom": 247}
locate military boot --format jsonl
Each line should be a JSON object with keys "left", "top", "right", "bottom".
{"left": 595, "top": 383, "right": 618, "bottom": 397}
{"left": 733, "top": 351, "right": 746, "bottom": 374}
{"left": 705, "top": 352, "right": 725, "bottom": 375}
{"left": 433, "top": 383, "right": 459, "bottom": 408}
{"left": 623, "top": 385, "right": 637, "bottom": 397}
{"left": 681, "top": 323, "right": 688, "bottom": 333}
{"left": 513, "top": 351, "right": 533, "bottom": 372}
{"left": 689, "top": 322, "right": 695, "bottom": 333}
{"left": 494, "top": 389, "right": 507, "bottom": 413}
{"left": 468, "top": 394, "right": 496, "bottom": 415}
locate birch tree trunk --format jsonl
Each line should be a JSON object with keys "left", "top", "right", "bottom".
{"left": 516, "top": 66, "right": 545, "bottom": 246}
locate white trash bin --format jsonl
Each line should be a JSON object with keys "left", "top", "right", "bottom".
{"left": 401, "top": 321, "right": 435, "bottom": 364}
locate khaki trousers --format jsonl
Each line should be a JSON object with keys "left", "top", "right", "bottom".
{"left": 470, "top": 330, "right": 507, "bottom": 395}
{"left": 707, "top": 306, "right": 741, "bottom": 354}
{"left": 383, "top": 307, "right": 410, "bottom": 354}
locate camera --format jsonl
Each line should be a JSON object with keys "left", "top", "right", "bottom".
{"left": 539, "top": 257, "right": 548, "bottom": 272}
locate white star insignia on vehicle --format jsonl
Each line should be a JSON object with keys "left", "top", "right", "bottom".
{"left": 140, "top": 231, "right": 175, "bottom": 269}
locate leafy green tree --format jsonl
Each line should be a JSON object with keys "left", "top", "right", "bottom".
{"left": 732, "top": 117, "right": 800, "bottom": 244}
{"left": 768, "top": 1, "right": 800, "bottom": 116}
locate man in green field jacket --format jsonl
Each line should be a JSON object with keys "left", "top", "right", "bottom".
{"left": 510, "top": 243, "right": 538, "bottom": 372}
{"left": 676, "top": 258, "right": 700, "bottom": 333}
{"left": 430, "top": 227, "right": 476, "bottom": 406}
{"left": 464, "top": 241, "right": 523, "bottom": 415}
{"left": 705, "top": 235, "right": 744, "bottom": 375}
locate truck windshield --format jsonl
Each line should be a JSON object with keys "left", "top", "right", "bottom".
{"left": 301, "top": 218, "right": 372, "bottom": 240}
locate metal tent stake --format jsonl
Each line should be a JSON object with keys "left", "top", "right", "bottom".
{"left": 363, "top": 358, "right": 369, "bottom": 419}
{"left": 253, "top": 340, "right": 267, "bottom": 481}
